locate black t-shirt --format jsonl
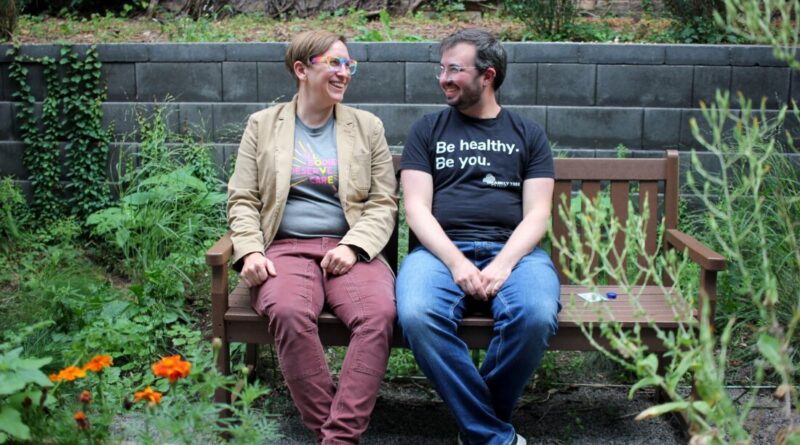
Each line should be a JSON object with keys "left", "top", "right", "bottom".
{"left": 400, "top": 107, "right": 554, "bottom": 242}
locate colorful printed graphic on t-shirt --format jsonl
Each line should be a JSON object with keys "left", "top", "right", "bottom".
{"left": 291, "top": 141, "right": 338, "bottom": 191}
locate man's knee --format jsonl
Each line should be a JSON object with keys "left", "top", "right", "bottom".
{"left": 267, "top": 300, "right": 315, "bottom": 334}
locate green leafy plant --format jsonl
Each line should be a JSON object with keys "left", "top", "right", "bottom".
{"left": 718, "top": 0, "right": 800, "bottom": 69}
{"left": 0, "top": 178, "right": 27, "bottom": 253}
{"left": 0, "top": 342, "right": 52, "bottom": 444}
{"left": 503, "top": 0, "right": 578, "bottom": 39}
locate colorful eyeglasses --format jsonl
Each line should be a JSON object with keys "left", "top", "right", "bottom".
{"left": 310, "top": 56, "right": 358, "bottom": 76}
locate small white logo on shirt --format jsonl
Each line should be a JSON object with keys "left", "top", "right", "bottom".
{"left": 482, "top": 173, "right": 519, "bottom": 188}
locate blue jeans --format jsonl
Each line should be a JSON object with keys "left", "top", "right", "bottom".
{"left": 396, "top": 242, "right": 561, "bottom": 445}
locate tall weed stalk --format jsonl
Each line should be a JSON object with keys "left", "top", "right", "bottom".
{"left": 549, "top": 91, "right": 799, "bottom": 443}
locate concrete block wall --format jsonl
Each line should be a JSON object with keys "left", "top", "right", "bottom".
{"left": 1, "top": 42, "right": 797, "bottom": 190}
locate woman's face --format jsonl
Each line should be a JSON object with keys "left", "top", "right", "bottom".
{"left": 301, "top": 40, "right": 352, "bottom": 107}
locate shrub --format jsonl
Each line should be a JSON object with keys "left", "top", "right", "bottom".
{"left": 0, "top": 0, "right": 16, "bottom": 40}
{"left": 503, "top": 0, "right": 578, "bottom": 39}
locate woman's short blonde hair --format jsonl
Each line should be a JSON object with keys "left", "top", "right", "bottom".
{"left": 285, "top": 30, "right": 346, "bottom": 81}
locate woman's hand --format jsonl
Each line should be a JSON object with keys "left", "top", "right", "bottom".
{"left": 321, "top": 245, "right": 357, "bottom": 276}
{"left": 240, "top": 252, "right": 277, "bottom": 287}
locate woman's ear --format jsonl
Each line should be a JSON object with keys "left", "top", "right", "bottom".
{"left": 293, "top": 60, "right": 308, "bottom": 81}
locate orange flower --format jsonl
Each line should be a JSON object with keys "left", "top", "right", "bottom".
{"left": 73, "top": 410, "right": 89, "bottom": 430}
{"left": 79, "top": 390, "right": 92, "bottom": 405}
{"left": 133, "top": 386, "right": 162, "bottom": 406}
{"left": 49, "top": 366, "right": 87, "bottom": 382}
{"left": 82, "top": 355, "right": 112, "bottom": 373}
{"left": 151, "top": 355, "right": 191, "bottom": 383}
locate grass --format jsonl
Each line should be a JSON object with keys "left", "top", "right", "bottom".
{"left": 10, "top": 10, "right": 681, "bottom": 44}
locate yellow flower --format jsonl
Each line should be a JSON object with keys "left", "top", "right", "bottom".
{"left": 82, "top": 355, "right": 113, "bottom": 373}
{"left": 134, "top": 386, "right": 162, "bottom": 406}
{"left": 151, "top": 355, "right": 191, "bottom": 383}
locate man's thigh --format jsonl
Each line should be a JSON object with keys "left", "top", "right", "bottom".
{"left": 493, "top": 248, "right": 561, "bottom": 317}
{"left": 396, "top": 247, "right": 465, "bottom": 319}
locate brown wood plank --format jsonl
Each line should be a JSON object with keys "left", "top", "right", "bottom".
{"left": 555, "top": 158, "right": 667, "bottom": 180}
{"left": 609, "top": 181, "right": 630, "bottom": 284}
{"left": 638, "top": 181, "right": 659, "bottom": 284}
{"left": 581, "top": 181, "right": 601, "bottom": 274}
{"left": 552, "top": 180, "right": 572, "bottom": 283}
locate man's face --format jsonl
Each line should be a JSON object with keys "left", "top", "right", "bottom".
{"left": 439, "top": 43, "right": 485, "bottom": 111}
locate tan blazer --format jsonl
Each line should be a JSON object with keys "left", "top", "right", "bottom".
{"left": 227, "top": 96, "right": 398, "bottom": 269}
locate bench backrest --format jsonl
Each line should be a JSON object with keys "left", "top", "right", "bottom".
{"left": 389, "top": 150, "right": 679, "bottom": 285}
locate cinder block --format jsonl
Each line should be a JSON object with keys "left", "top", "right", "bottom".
{"left": 0, "top": 45, "right": 12, "bottom": 63}
{"left": 0, "top": 102, "right": 12, "bottom": 140}
{"left": 731, "top": 66, "right": 791, "bottom": 108}
{"left": 0, "top": 64, "right": 8, "bottom": 100}
{"left": 0, "top": 142, "right": 26, "bottom": 178}
{"left": 356, "top": 104, "right": 445, "bottom": 146}
{"left": 537, "top": 64, "right": 594, "bottom": 106}
{"left": 597, "top": 65, "right": 692, "bottom": 107}
{"left": 223, "top": 62, "right": 258, "bottom": 102}
{"left": 102, "top": 102, "right": 154, "bottom": 141}
{"left": 178, "top": 103, "right": 214, "bottom": 140}
{"left": 580, "top": 44, "right": 664, "bottom": 65}
{"left": 213, "top": 103, "right": 263, "bottom": 143}
{"left": 680, "top": 150, "right": 722, "bottom": 188}
{"left": 345, "top": 43, "right": 368, "bottom": 63}
{"left": 345, "top": 62, "right": 405, "bottom": 103}
{"left": 149, "top": 44, "right": 226, "bottom": 62}
{"left": 546, "top": 107, "right": 643, "bottom": 149}
{"left": 504, "top": 106, "right": 547, "bottom": 128}
{"left": 428, "top": 42, "right": 515, "bottom": 63}
{"left": 730, "top": 46, "right": 788, "bottom": 67}
{"left": 679, "top": 108, "right": 741, "bottom": 148}
{"left": 223, "top": 143, "right": 240, "bottom": 177}
{"left": 102, "top": 63, "right": 136, "bottom": 101}
{"left": 791, "top": 69, "right": 800, "bottom": 106}
{"left": 693, "top": 66, "right": 731, "bottom": 107}
{"left": 643, "top": 108, "right": 682, "bottom": 149}
{"left": 16, "top": 64, "right": 47, "bottom": 101}
{"left": 511, "top": 43, "right": 580, "bottom": 63}
{"left": 19, "top": 45, "right": 60, "bottom": 60}
{"left": 136, "top": 62, "right": 222, "bottom": 102}
{"left": 665, "top": 45, "right": 729, "bottom": 66}
{"left": 226, "top": 43, "right": 286, "bottom": 62}
{"left": 368, "top": 43, "right": 431, "bottom": 62}
{"left": 95, "top": 44, "right": 149, "bottom": 62}
{"left": 498, "top": 63, "right": 536, "bottom": 105}
{"left": 257, "top": 62, "right": 296, "bottom": 104}
{"left": 553, "top": 148, "right": 594, "bottom": 158}
{"left": 405, "top": 63, "right": 443, "bottom": 104}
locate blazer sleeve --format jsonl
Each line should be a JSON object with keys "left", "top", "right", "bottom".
{"left": 340, "top": 117, "right": 399, "bottom": 260}
{"left": 227, "top": 113, "right": 265, "bottom": 270}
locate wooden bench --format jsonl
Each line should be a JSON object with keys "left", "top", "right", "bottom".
{"left": 206, "top": 149, "right": 726, "bottom": 405}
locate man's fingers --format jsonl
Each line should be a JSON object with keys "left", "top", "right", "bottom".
{"left": 320, "top": 253, "right": 331, "bottom": 270}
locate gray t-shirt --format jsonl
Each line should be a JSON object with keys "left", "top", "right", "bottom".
{"left": 275, "top": 116, "right": 350, "bottom": 240}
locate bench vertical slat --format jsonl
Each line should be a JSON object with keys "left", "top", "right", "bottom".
{"left": 609, "top": 181, "right": 630, "bottom": 285}
{"left": 639, "top": 181, "right": 659, "bottom": 284}
{"left": 552, "top": 180, "right": 572, "bottom": 283}
{"left": 581, "top": 181, "right": 601, "bottom": 273}
{"left": 663, "top": 151, "right": 680, "bottom": 286}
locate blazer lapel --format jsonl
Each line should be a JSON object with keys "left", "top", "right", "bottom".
{"left": 274, "top": 96, "right": 298, "bottom": 202}
{"left": 335, "top": 103, "right": 355, "bottom": 208}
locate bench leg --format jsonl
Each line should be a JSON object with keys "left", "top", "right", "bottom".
{"left": 215, "top": 338, "right": 232, "bottom": 406}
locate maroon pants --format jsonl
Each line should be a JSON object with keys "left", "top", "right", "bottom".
{"left": 251, "top": 238, "right": 395, "bottom": 445}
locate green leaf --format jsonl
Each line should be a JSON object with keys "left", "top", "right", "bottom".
{"left": 757, "top": 333, "right": 783, "bottom": 370}
{"left": 0, "top": 406, "right": 30, "bottom": 440}
{"left": 634, "top": 401, "right": 689, "bottom": 420}
{"left": 628, "top": 376, "right": 661, "bottom": 399}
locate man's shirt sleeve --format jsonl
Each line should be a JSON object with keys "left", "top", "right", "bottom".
{"left": 524, "top": 122, "right": 555, "bottom": 179}
{"left": 400, "top": 117, "right": 433, "bottom": 174}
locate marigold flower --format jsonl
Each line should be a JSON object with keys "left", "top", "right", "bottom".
{"left": 79, "top": 390, "right": 92, "bottom": 405}
{"left": 73, "top": 410, "right": 89, "bottom": 430}
{"left": 82, "top": 355, "right": 113, "bottom": 373}
{"left": 49, "top": 366, "right": 87, "bottom": 382}
{"left": 151, "top": 355, "right": 191, "bottom": 383}
{"left": 133, "top": 386, "right": 162, "bottom": 406}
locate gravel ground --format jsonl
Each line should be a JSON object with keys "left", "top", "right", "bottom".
{"left": 268, "top": 381, "right": 798, "bottom": 445}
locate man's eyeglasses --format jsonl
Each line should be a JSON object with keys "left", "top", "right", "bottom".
{"left": 436, "top": 64, "right": 477, "bottom": 80}
{"left": 310, "top": 56, "right": 358, "bottom": 76}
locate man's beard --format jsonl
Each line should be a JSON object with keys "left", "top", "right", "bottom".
{"left": 445, "top": 76, "right": 483, "bottom": 111}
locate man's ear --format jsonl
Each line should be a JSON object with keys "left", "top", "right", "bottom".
{"left": 482, "top": 67, "right": 496, "bottom": 87}
{"left": 293, "top": 60, "right": 308, "bottom": 81}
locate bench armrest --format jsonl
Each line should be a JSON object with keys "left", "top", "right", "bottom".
{"left": 665, "top": 229, "right": 726, "bottom": 272}
{"left": 206, "top": 232, "right": 233, "bottom": 266}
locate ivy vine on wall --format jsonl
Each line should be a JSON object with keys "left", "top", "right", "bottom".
{"left": 7, "top": 45, "right": 111, "bottom": 223}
